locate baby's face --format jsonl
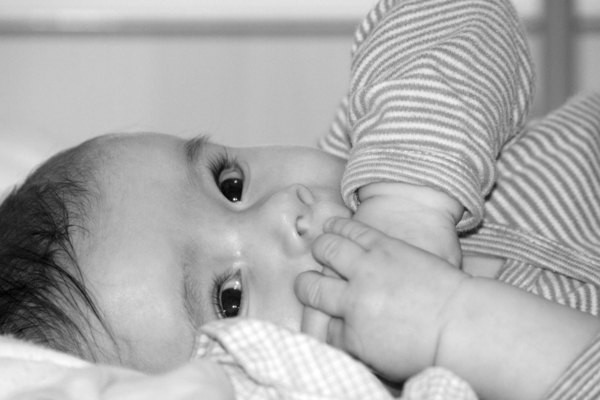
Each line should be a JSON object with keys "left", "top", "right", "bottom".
{"left": 79, "top": 133, "right": 349, "bottom": 372}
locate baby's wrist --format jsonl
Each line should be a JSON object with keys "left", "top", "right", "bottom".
{"left": 358, "top": 182, "right": 463, "bottom": 224}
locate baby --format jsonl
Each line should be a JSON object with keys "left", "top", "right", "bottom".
{"left": 1, "top": 131, "right": 599, "bottom": 400}
{"left": 2, "top": 0, "right": 600, "bottom": 399}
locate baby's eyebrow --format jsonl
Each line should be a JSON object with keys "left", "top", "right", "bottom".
{"left": 184, "top": 135, "right": 210, "bottom": 166}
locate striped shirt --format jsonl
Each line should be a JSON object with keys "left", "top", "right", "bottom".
{"left": 319, "top": 0, "right": 600, "bottom": 398}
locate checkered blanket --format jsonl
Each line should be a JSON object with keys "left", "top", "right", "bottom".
{"left": 196, "top": 319, "right": 477, "bottom": 400}
{"left": 0, "top": 318, "right": 476, "bottom": 399}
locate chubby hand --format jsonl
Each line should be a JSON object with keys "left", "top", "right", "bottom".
{"left": 354, "top": 182, "right": 463, "bottom": 267}
{"left": 295, "top": 217, "right": 469, "bottom": 381}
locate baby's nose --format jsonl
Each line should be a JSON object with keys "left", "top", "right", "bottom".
{"left": 295, "top": 194, "right": 350, "bottom": 245}
{"left": 258, "top": 184, "right": 349, "bottom": 254}
{"left": 257, "top": 184, "right": 313, "bottom": 254}
{"left": 296, "top": 184, "right": 315, "bottom": 207}
{"left": 294, "top": 185, "right": 316, "bottom": 237}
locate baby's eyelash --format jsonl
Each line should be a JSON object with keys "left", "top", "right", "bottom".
{"left": 207, "top": 151, "right": 239, "bottom": 184}
{"left": 211, "top": 270, "right": 243, "bottom": 319}
{"left": 211, "top": 272, "right": 228, "bottom": 317}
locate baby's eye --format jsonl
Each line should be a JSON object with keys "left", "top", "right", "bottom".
{"left": 209, "top": 153, "right": 244, "bottom": 203}
{"left": 219, "top": 173, "right": 243, "bottom": 203}
{"left": 214, "top": 271, "right": 243, "bottom": 319}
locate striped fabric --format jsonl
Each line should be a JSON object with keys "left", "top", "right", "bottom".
{"left": 462, "top": 93, "right": 600, "bottom": 312}
{"left": 319, "top": 0, "right": 600, "bottom": 398}
{"left": 320, "top": 0, "right": 534, "bottom": 231}
{"left": 546, "top": 335, "right": 600, "bottom": 400}
{"left": 465, "top": 93, "right": 600, "bottom": 399}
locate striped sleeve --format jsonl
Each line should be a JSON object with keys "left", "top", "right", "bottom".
{"left": 545, "top": 334, "right": 600, "bottom": 400}
{"left": 321, "top": 0, "right": 534, "bottom": 231}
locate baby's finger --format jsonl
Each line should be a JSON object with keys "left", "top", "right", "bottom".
{"left": 326, "top": 317, "right": 346, "bottom": 350}
{"left": 294, "top": 270, "right": 347, "bottom": 317}
{"left": 326, "top": 318, "right": 363, "bottom": 359}
{"left": 324, "top": 217, "right": 384, "bottom": 250}
{"left": 311, "top": 231, "right": 368, "bottom": 279}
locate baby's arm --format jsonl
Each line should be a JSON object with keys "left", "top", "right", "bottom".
{"left": 321, "top": 0, "right": 535, "bottom": 235}
{"left": 295, "top": 218, "right": 600, "bottom": 400}
{"left": 440, "top": 273, "right": 600, "bottom": 400}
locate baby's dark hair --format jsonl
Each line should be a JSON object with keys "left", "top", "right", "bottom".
{"left": 0, "top": 140, "right": 109, "bottom": 360}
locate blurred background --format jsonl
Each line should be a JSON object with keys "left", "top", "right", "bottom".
{"left": 0, "top": 0, "right": 599, "bottom": 192}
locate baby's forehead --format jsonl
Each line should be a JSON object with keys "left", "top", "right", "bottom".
{"left": 89, "top": 132, "right": 184, "bottom": 159}
{"left": 66, "top": 135, "right": 140, "bottom": 244}
{"left": 63, "top": 134, "right": 123, "bottom": 177}
{"left": 80, "top": 133, "right": 145, "bottom": 159}
{"left": 79, "top": 132, "right": 192, "bottom": 232}
{"left": 78, "top": 133, "right": 174, "bottom": 181}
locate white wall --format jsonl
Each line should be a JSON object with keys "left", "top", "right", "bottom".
{"left": 0, "top": 35, "right": 354, "bottom": 191}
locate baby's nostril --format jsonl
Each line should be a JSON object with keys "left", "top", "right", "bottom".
{"left": 296, "top": 216, "right": 309, "bottom": 236}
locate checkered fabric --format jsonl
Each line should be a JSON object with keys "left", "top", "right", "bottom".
{"left": 195, "top": 319, "right": 477, "bottom": 400}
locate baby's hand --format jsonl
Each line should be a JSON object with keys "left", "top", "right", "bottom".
{"left": 354, "top": 182, "right": 463, "bottom": 267}
{"left": 295, "top": 217, "right": 469, "bottom": 381}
